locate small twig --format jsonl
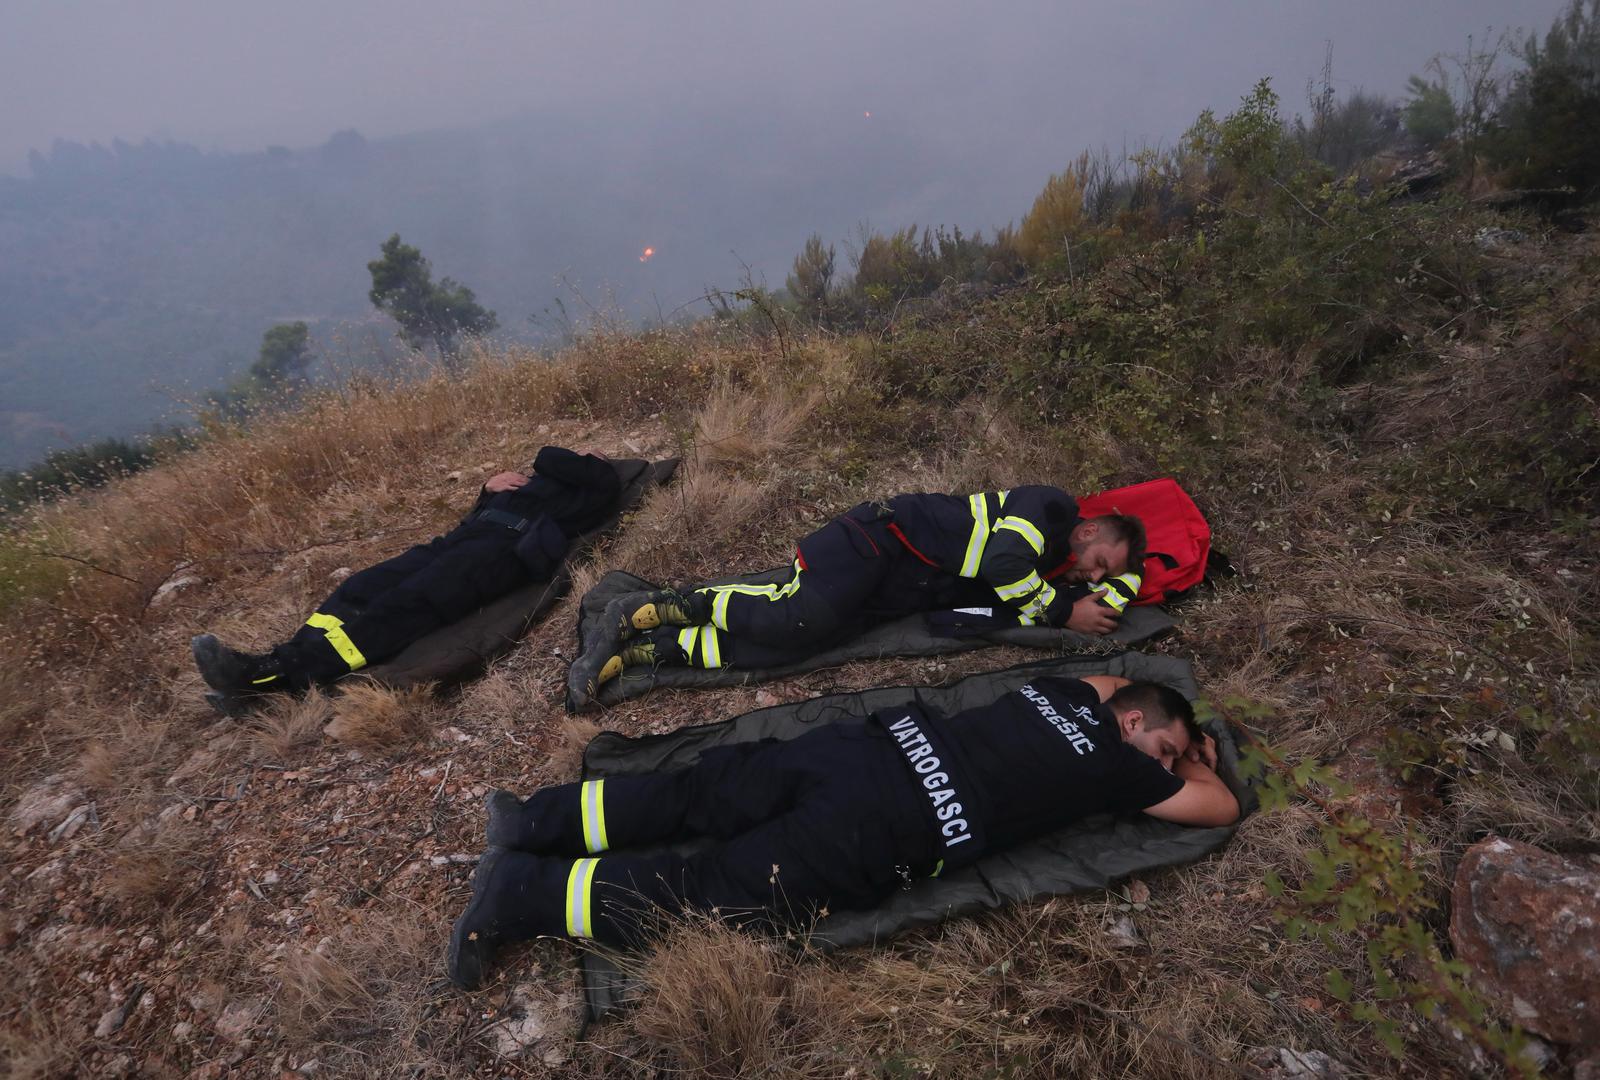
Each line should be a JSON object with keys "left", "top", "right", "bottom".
{"left": 32, "top": 550, "right": 142, "bottom": 586}
{"left": 433, "top": 760, "right": 453, "bottom": 804}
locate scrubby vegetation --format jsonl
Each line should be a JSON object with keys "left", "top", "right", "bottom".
{"left": 2, "top": 11, "right": 1599, "bottom": 1077}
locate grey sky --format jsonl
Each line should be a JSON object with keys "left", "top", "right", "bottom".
{"left": 0, "top": 0, "right": 1565, "bottom": 180}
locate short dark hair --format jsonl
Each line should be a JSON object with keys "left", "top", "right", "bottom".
{"left": 1108, "top": 681, "right": 1203, "bottom": 745}
{"left": 1089, "top": 513, "right": 1146, "bottom": 574}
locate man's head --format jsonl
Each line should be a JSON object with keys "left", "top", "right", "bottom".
{"left": 1064, "top": 514, "right": 1145, "bottom": 584}
{"left": 1108, "top": 681, "right": 1202, "bottom": 770}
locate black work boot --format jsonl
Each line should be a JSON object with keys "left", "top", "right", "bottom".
{"left": 596, "top": 629, "right": 689, "bottom": 687}
{"left": 193, "top": 634, "right": 294, "bottom": 692}
{"left": 447, "top": 848, "right": 556, "bottom": 990}
{"left": 625, "top": 589, "right": 710, "bottom": 631}
{"left": 484, "top": 789, "right": 531, "bottom": 850}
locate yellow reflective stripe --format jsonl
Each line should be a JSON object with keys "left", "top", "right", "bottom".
{"left": 305, "top": 612, "right": 367, "bottom": 671}
{"left": 1020, "top": 580, "right": 1057, "bottom": 621}
{"left": 564, "top": 858, "right": 599, "bottom": 938}
{"left": 677, "top": 625, "right": 702, "bottom": 665}
{"left": 960, "top": 493, "right": 991, "bottom": 577}
{"left": 702, "top": 562, "right": 804, "bottom": 630}
{"left": 997, "top": 490, "right": 1009, "bottom": 507}
{"left": 994, "top": 515, "right": 1045, "bottom": 555}
{"left": 994, "top": 570, "right": 1042, "bottom": 600}
{"left": 701, "top": 624, "right": 722, "bottom": 668}
{"left": 1090, "top": 572, "right": 1142, "bottom": 613}
{"left": 711, "top": 588, "right": 733, "bottom": 631}
{"left": 580, "top": 780, "right": 609, "bottom": 853}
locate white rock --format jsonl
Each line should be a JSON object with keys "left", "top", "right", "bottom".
{"left": 94, "top": 1005, "right": 127, "bottom": 1038}
{"left": 486, "top": 983, "right": 578, "bottom": 1061}
{"left": 9, "top": 774, "right": 86, "bottom": 836}
{"left": 48, "top": 803, "right": 92, "bottom": 843}
{"left": 327, "top": 567, "right": 352, "bottom": 582}
{"left": 1276, "top": 1048, "right": 1343, "bottom": 1078}
{"left": 150, "top": 574, "right": 204, "bottom": 605}
{"left": 1105, "top": 914, "right": 1142, "bottom": 949}
{"left": 214, "top": 998, "right": 260, "bottom": 1042}
{"left": 172, "top": 1021, "right": 194, "bottom": 1042}
{"left": 26, "top": 858, "right": 66, "bottom": 886}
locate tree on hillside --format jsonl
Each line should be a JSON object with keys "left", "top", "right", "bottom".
{"left": 1017, "top": 168, "right": 1089, "bottom": 270}
{"left": 787, "top": 234, "right": 836, "bottom": 323}
{"left": 1404, "top": 74, "right": 1457, "bottom": 146}
{"left": 367, "top": 234, "right": 498, "bottom": 366}
{"left": 1492, "top": 0, "right": 1600, "bottom": 194}
{"left": 248, "top": 321, "right": 314, "bottom": 387}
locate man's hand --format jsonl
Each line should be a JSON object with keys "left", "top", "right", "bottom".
{"left": 1065, "top": 594, "right": 1120, "bottom": 635}
{"left": 1184, "top": 732, "right": 1219, "bottom": 771}
{"left": 484, "top": 471, "right": 530, "bottom": 493}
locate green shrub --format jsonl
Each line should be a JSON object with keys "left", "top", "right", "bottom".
{"left": 1491, "top": 0, "right": 1600, "bottom": 194}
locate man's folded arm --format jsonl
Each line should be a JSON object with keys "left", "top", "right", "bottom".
{"left": 1142, "top": 759, "right": 1240, "bottom": 827}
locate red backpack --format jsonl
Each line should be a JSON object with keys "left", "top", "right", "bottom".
{"left": 1065, "top": 478, "right": 1222, "bottom": 605}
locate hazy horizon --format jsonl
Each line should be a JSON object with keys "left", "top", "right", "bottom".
{"left": 0, "top": 0, "right": 1575, "bottom": 469}
{"left": 2, "top": 1, "right": 1564, "bottom": 183}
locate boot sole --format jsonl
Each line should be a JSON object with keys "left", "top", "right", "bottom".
{"left": 631, "top": 603, "right": 662, "bottom": 630}
{"left": 446, "top": 848, "right": 505, "bottom": 990}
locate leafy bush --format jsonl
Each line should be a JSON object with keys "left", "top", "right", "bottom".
{"left": 1491, "top": 0, "right": 1600, "bottom": 194}
{"left": 0, "top": 432, "right": 188, "bottom": 513}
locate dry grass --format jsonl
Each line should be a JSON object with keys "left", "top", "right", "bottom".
{"left": 324, "top": 681, "right": 442, "bottom": 751}
{"left": 249, "top": 690, "right": 335, "bottom": 760}
{"left": 273, "top": 909, "right": 458, "bottom": 1077}
{"left": 101, "top": 819, "right": 210, "bottom": 916}
{"left": 0, "top": 229, "right": 1595, "bottom": 1077}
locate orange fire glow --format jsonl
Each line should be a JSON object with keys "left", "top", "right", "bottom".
{"left": 639, "top": 247, "right": 655, "bottom": 262}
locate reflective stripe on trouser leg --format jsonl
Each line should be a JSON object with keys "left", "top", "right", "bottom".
{"left": 676, "top": 624, "right": 725, "bottom": 669}
{"left": 703, "top": 560, "right": 805, "bottom": 631}
{"left": 305, "top": 612, "right": 368, "bottom": 671}
{"left": 565, "top": 857, "right": 600, "bottom": 938}
{"left": 580, "top": 780, "right": 610, "bottom": 853}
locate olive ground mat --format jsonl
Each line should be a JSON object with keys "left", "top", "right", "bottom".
{"left": 574, "top": 650, "right": 1256, "bottom": 1018}
{"left": 359, "top": 457, "right": 679, "bottom": 691}
{"left": 566, "top": 568, "right": 1175, "bottom": 710}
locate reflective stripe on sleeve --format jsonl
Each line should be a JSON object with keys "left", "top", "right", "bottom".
{"left": 1090, "top": 572, "right": 1142, "bottom": 613}
{"left": 564, "top": 858, "right": 599, "bottom": 938}
{"left": 994, "top": 515, "right": 1045, "bottom": 555}
{"left": 1019, "top": 579, "right": 1057, "bottom": 621}
{"left": 960, "top": 493, "right": 991, "bottom": 577}
{"left": 994, "top": 570, "right": 1043, "bottom": 601}
{"left": 580, "top": 780, "right": 609, "bottom": 853}
{"left": 305, "top": 612, "right": 367, "bottom": 671}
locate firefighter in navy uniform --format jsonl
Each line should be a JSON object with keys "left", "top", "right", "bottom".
{"left": 447, "top": 677, "right": 1239, "bottom": 989}
{"left": 579, "top": 485, "right": 1147, "bottom": 696}
{"left": 191, "top": 446, "right": 620, "bottom": 714}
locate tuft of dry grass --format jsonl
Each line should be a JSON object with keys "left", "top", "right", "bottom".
{"left": 630, "top": 919, "right": 795, "bottom": 1078}
{"left": 102, "top": 819, "right": 209, "bottom": 915}
{"left": 324, "top": 681, "right": 441, "bottom": 751}
{"left": 249, "top": 690, "right": 334, "bottom": 760}
{"left": 273, "top": 909, "right": 459, "bottom": 1075}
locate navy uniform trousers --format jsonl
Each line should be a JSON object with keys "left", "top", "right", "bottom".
{"left": 269, "top": 520, "right": 533, "bottom": 689}
{"left": 487, "top": 722, "right": 933, "bottom": 946}
{"left": 672, "top": 504, "right": 979, "bottom": 670}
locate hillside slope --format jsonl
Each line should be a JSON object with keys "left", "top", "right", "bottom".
{"left": 1, "top": 188, "right": 1597, "bottom": 1077}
